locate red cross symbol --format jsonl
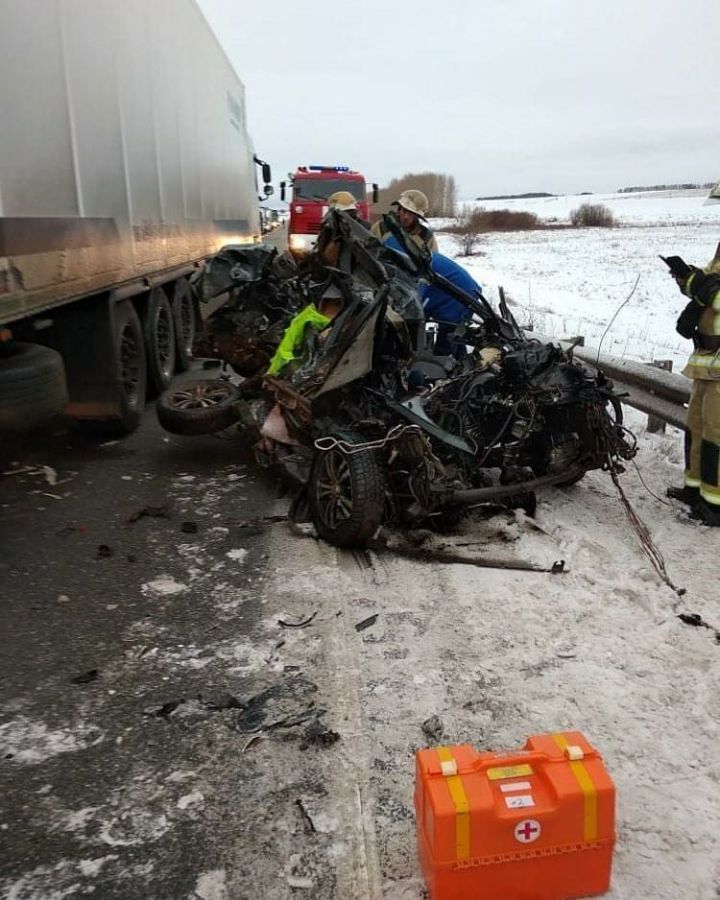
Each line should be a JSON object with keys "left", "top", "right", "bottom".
{"left": 514, "top": 819, "right": 541, "bottom": 843}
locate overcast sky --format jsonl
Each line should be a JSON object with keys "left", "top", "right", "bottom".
{"left": 197, "top": 0, "right": 718, "bottom": 198}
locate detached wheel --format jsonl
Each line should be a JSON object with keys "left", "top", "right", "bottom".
{"left": 0, "top": 342, "right": 68, "bottom": 431}
{"left": 143, "top": 288, "right": 177, "bottom": 394}
{"left": 171, "top": 278, "right": 196, "bottom": 372}
{"left": 112, "top": 300, "right": 147, "bottom": 433}
{"left": 157, "top": 379, "right": 240, "bottom": 435}
{"left": 309, "top": 432, "right": 385, "bottom": 548}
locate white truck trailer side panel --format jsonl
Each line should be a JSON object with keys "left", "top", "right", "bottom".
{"left": 0, "top": 0, "right": 260, "bottom": 325}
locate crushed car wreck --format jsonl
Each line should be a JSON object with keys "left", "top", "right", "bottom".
{"left": 157, "top": 210, "right": 637, "bottom": 547}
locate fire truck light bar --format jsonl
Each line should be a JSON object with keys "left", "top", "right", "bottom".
{"left": 308, "top": 165, "right": 350, "bottom": 172}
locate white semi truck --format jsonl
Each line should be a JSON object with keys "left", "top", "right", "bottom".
{"left": 0, "top": 0, "right": 271, "bottom": 433}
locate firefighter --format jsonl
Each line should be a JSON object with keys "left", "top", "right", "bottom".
{"left": 667, "top": 243, "right": 720, "bottom": 526}
{"left": 326, "top": 190, "right": 359, "bottom": 216}
{"left": 315, "top": 191, "right": 367, "bottom": 267}
{"left": 371, "top": 189, "right": 438, "bottom": 254}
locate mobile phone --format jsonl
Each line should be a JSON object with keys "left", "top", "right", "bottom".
{"left": 659, "top": 255, "right": 693, "bottom": 278}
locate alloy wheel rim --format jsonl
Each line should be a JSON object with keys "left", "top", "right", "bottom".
{"left": 315, "top": 449, "right": 353, "bottom": 529}
{"left": 169, "top": 382, "right": 234, "bottom": 410}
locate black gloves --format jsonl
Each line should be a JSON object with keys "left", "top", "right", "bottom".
{"left": 686, "top": 270, "right": 720, "bottom": 307}
{"left": 676, "top": 300, "right": 702, "bottom": 339}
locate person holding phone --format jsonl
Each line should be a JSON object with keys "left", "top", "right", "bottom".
{"left": 665, "top": 243, "right": 720, "bottom": 526}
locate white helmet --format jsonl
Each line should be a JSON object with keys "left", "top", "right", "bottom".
{"left": 327, "top": 190, "right": 358, "bottom": 211}
{"left": 396, "top": 189, "right": 429, "bottom": 219}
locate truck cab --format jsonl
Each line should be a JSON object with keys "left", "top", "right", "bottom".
{"left": 281, "top": 166, "right": 378, "bottom": 255}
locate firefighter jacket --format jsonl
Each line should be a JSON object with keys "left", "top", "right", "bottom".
{"left": 680, "top": 252, "right": 720, "bottom": 381}
{"left": 370, "top": 216, "right": 438, "bottom": 254}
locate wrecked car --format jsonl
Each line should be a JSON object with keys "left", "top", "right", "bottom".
{"left": 157, "top": 210, "right": 637, "bottom": 547}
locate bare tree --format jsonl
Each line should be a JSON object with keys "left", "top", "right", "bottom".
{"left": 376, "top": 171, "right": 458, "bottom": 218}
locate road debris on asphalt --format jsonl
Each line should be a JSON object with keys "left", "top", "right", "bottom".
{"left": 355, "top": 614, "right": 379, "bottom": 632}
{"left": 141, "top": 575, "right": 188, "bottom": 595}
{"left": 295, "top": 798, "right": 317, "bottom": 833}
{"left": 677, "top": 612, "right": 720, "bottom": 643}
{"left": 71, "top": 669, "right": 100, "bottom": 685}
{"left": 421, "top": 714, "right": 444, "bottom": 741}
{"left": 278, "top": 611, "right": 317, "bottom": 629}
{"left": 128, "top": 505, "right": 170, "bottom": 524}
{"left": 233, "top": 676, "right": 335, "bottom": 744}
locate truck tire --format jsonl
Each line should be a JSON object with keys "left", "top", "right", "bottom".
{"left": 112, "top": 300, "right": 148, "bottom": 433}
{"left": 157, "top": 379, "right": 240, "bottom": 435}
{"left": 171, "top": 278, "right": 196, "bottom": 372}
{"left": 143, "top": 287, "right": 177, "bottom": 394}
{"left": 308, "top": 432, "right": 386, "bottom": 548}
{"left": 0, "top": 342, "right": 68, "bottom": 431}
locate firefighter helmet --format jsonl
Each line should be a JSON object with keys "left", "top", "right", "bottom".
{"left": 327, "top": 191, "right": 357, "bottom": 211}
{"left": 397, "top": 189, "right": 429, "bottom": 218}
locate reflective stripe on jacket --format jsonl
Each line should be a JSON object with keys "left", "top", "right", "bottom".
{"left": 370, "top": 218, "right": 438, "bottom": 253}
{"left": 682, "top": 257, "right": 720, "bottom": 381}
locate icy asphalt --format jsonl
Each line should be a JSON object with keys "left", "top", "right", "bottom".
{"left": 0, "top": 405, "right": 366, "bottom": 899}
{"left": 2, "top": 207, "right": 720, "bottom": 898}
{"left": 3, "top": 396, "right": 720, "bottom": 900}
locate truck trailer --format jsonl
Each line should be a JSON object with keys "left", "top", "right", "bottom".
{"left": 0, "top": 0, "right": 271, "bottom": 433}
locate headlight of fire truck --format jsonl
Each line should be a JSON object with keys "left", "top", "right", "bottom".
{"left": 289, "top": 234, "right": 316, "bottom": 253}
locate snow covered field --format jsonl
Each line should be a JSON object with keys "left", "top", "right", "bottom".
{"left": 435, "top": 189, "right": 719, "bottom": 371}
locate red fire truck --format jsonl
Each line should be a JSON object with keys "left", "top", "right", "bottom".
{"left": 280, "top": 166, "right": 378, "bottom": 255}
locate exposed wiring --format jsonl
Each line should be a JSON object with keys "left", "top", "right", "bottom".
{"left": 610, "top": 467, "right": 683, "bottom": 594}
{"left": 596, "top": 273, "right": 641, "bottom": 365}
{"left": 631, "top": 459, "right": 672, "bottom": 507}
{"left": 476, "top": 402, "right": 521, "bottom": 466}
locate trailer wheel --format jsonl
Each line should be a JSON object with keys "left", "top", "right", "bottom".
{"left": 156, "top": 379, "right": 240, "bottom": 435}
{"left": 171, "top": 278, "right": 196, "bottom": 372}
{"left": 0, "top": 342, "right": 68, "bottom": 431}
{"left": 112, "top": 300, "right": 147, "bottom": 433}
{"left": 143, "top": 288, "right": 176, "bottom": 394}
{"left": 309, "top": 432, "right": 385, "bottom": 548}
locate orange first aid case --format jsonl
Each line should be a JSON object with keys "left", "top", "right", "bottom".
{"left": 414, "top": 732, "right": 615, "bottom": 900}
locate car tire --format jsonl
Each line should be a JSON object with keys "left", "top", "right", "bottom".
{"left": 111, "top": 300, "right": 148, "bottom": 434}
{"left": 156, "top": 379, "right": 240, "bottom": 435}
{"left": 309, "top": 431, "right": 385, "bottom": 548}
{"left": 0, "top": 342, "right": 68, "bottom": 431}
{"left": 143, "top": 287, "right": 177, "bottom": 394}
{"left": 171, "top": 279, "right": 196, "bottom": 372}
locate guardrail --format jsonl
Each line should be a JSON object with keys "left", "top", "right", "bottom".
{"left": 531, "top": 333, "right": 691, "bottom": 430}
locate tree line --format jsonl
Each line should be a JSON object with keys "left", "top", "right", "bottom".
{"left": 376, "top": 172, "right": 458, "bottom": 218}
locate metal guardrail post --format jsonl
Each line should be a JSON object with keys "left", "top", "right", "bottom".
{"left": 647, "top": 360, "right": 673, "bottom": 433}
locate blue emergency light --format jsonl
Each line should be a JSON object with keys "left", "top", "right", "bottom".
{"left": 308, "top": 165, "right": 350, "bottom": 172}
